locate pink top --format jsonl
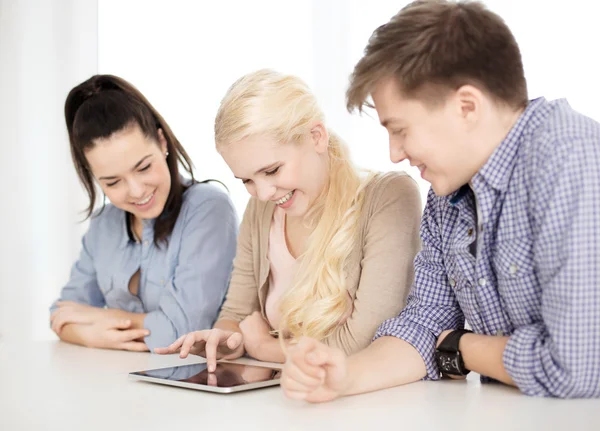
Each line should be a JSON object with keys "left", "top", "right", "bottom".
{"left": 265, "top": 207, "right": 298, "bottom": 329}
{"left": 265, "top": 207, "right": 354, "bottom": 331}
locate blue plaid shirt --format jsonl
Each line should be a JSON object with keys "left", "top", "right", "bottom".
{"left": 375, "top": 98, "right": 600, "bottom": 398}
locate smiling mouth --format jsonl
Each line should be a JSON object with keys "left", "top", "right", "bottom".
{"left": 133, "top": 191, "right": 154, "bottom": 206}
{"left": 274, "top": 190, "right": 295, "bottom": 205}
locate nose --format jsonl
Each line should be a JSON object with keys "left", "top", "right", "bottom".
{"left": 255, "top": 181, "right": 277, "bottom": 202}
{"left": 127, "top": 178, "right": 145, "bottom": 200}
{"left": 389, "top": 141, "right": 407, "bottom": 164}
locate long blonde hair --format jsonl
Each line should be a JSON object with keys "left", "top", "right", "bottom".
{"left": 215, "top": 69, "right": 373, "bottom": 342}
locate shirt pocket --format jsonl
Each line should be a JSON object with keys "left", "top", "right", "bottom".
{"left": 493, "top": 236, "right": 542, "bottom": 325}
{"left": 142, "top": 261, "right": 173, "bottom": 311}
{"left": 145, "top": 263, "right": 170, "bottom": 289}
{"left": 96, "top": 272, "right": 114, "bottom": 297}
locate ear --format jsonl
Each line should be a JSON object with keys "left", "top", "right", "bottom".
{"left": 310, "top": 122, "right": 329, "bottom": 154}
{"left": 157, "top": 128, "right": 168, "bottom": 154}
{"left": 453, "top": 85, "right": 483, "bottom": 125}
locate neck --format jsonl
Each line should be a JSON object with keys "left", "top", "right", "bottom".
{"left": 474, "top": 104, "right": 526, "bottom": 172}
{"left": 131, "top": 214, "right": 143, "bottom": 241}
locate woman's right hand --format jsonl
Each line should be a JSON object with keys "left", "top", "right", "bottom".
{"left": 154, "top": 329, "right": 245, "bottom": 372}
{"left": 77, "top": 318, "right": 150, "bottom": 352}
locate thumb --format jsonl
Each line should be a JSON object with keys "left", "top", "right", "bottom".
{"left": 227, "top": 332, "right": 243, "bottom": 349}
{"left": 306, "top": 344, "right": 345, "bottom": 380}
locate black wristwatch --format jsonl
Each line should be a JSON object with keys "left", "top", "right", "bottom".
{"left": 435, "top": 329, "right": 472, "bottom": 377}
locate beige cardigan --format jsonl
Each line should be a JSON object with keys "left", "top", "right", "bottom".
{"left": 218, "top": 171, "right": 422, "bottom": 355}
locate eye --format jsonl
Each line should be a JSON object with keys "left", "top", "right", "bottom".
{"left": 139, "top": 164, "right": 151, "bottom": 172}
{"left": 106, "top": 180, "right": 120, "bottom": 187}
{"left": 391, "top": 128, "right": 405, "bottom": 136}
{"left": 265, "top": 166, "right": 280, "bottom": 176}
{"left": 242, "top": 179, "right": 252, "bottom": 185}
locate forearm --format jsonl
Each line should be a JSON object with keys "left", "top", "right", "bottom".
{"left": 343, "top": 336, "right": 427, "bottom": 396}
{"left": 460, "top": 334, "right": 514, "bottom": 386}
{"left": 58, "top": 324, "right": 90, "bottom": 347}
{"left": 250, "top": 336, "right": 286, "bottom": 363}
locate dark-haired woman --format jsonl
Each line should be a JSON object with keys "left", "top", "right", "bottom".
{"left": 49, "top": 75, "right": 237, "bottom": 352}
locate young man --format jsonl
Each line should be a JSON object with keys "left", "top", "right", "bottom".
{"left": 280, "top": 0, "right": 600, "bottom": 401}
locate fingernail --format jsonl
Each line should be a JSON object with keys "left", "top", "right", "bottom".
{"left": 144, "top": 330, "right": 150, "bottom": 335}
{"left": 208, "top": 365, "right": 215, "bottom": 372}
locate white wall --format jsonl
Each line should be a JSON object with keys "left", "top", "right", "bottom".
{"left": 98, "top": 0, "right": 600, "bottom": 220}
{"left": 0, "top": 0, "right": 98, "bottom": 341}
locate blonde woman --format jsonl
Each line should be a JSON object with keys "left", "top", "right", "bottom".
{"left": 156, "top": 69, "right": 421, "bottom": 371}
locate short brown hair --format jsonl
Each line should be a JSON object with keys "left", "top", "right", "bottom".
{"left": 347, "top": 0, "right": 528, "bottom": 112}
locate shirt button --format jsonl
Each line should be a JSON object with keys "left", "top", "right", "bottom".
{"left": 160, "top": 279, "right": 165, "bottom": 285}
{"left": 496, "top": 330, "right": 505, "bottom": 336}
{"left": 467, "top": 228, "right": 473, "bottom": 236}
{"left": 449, "top": 278, "right": 456, "bottom": 287}
{"left": 509, "top": 264, "right": 518, "bottom": 275}
{"left": 478, "top": 277, "right": 487, "bottom": 286}
{"left": 143, "top": 240, "right": 149, "bottom": 246}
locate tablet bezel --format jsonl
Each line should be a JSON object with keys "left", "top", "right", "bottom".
{"left": 128, "top": 362, "right": 281, "bottom": 394}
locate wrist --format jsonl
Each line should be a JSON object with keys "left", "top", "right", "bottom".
{"left": 338, "top": 356, "right": 355, "bottom": 396}
{"left": 254, "top": 335, "right": 284, "bottom": 362}
{"left": 458, "top": 332, "right": 475, "bottom": 371}
{"left": 435, "top": 329, "right": 472, "bottom": 376}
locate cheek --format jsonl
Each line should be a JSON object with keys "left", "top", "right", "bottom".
{"left": 245, "top": 183, "right": 257, "bottom": 197}
{"left": 102, "top": 186, "right": 124, "bottom": 203}
{"left": 150, "top": 163, "right": 171, "bottom": 190}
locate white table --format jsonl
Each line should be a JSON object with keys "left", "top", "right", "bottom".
{"left": 1, "top": 341, "right": 599, "bottom": 431}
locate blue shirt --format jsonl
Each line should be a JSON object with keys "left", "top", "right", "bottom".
{"left": 375, "top": 98, "right": 600, "bottom": 398}
{"left": 52, "top": 181, "right": 238, "bottom": 351}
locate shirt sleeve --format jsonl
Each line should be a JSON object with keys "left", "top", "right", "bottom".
{"left": 143, "top": 193, "right": 238, "bottom": 351}
{"left": 50, "top": 217, "right": 106, "bottom": 314}
{"left": 324, "top": 174, "right": 422, "bottom": 355}
{"left": 373, "top": 188, "right": 465, "bottom": 380}
{"left": 503, "top": 137, "right": 600, "bottom": 398}
{"left": 216, "top": 198, "right": 261, "bottom": 322}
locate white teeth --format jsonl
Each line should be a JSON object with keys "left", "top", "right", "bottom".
{"left": 136, "top": 193, "right": 153, "bottom": 205}
{"left": 275, "top": 190, "right": 294, "bottom": 205}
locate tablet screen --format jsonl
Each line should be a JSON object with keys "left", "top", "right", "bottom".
{"left": 131, "top": 362, "right": 281, "bottom": 388}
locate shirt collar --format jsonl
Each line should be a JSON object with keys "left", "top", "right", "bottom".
{"left": 120, "top": 211, "right": 155, "bottom": 249}
{"left": 447, "top": 97, "right": 556, "bottom": 207}
{"left": 475, "top": 97, "right": 552, "bottom": 192}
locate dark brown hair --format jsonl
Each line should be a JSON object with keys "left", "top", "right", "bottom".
{"left": 347, "top": 0, "right": 528, "bottom": 111}
{"left": 64, "top": 74, "right": 196, "bottom": 245}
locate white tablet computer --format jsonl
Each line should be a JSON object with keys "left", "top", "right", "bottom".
{"left": 129, "top": 361, "right": 281, "bottom": 393}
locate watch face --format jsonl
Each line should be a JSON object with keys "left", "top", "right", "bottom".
{"left": 436, "top": 352, "right": 463, "bottom": 375}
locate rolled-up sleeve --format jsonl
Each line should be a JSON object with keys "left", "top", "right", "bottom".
{"left": 373, "top": 188, "right": 465, "bottom": 380}
{"left": 503, "top": 138, "right": 600, "bottom": 398}
{"left": 143, "top": 193, "right": 238, "bottom": 351}
{"left": 50, "top": 218, "right": 106, "bottom": 314}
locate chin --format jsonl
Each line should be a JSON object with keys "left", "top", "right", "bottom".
{"left": 431, "top": 183, "right": 457, "bottom": 197}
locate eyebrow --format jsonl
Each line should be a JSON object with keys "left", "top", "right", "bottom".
{"left": 98, "top": 154, "right": 153, "bottom": 180}
{"left": 234, "top": 162, "right": 279, "bottom": 180}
